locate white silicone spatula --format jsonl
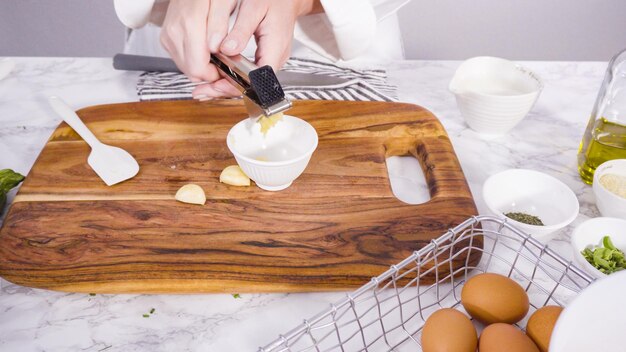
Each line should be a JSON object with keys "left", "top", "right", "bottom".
{"left": 48, "top": 96, "right": 140, "bottom": 186}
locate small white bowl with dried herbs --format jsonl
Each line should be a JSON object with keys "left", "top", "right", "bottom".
{"left": 482, "top": 169, "right": 579, "bottom": 242}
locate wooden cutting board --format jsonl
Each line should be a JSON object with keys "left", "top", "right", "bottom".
{"left": 0, "top": 100, "right": 478, "bottom": 293}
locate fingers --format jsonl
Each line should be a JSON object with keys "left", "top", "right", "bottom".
{"left": 160, "top": 0, "right": 219, "bottom": 82}
{"left": 183, "top": 31, "right": 220, "bottom": 82}
{"left": 206, "top": 0, "right": 237, "bottom": 53}
{"left": 192, "top": 83, "right": 222, "bottom": 100}
{"left": 212, "top": 79, "right": 242, "bottom": 96}
{"left": 253, "top": 5, "right": 295, "bottom": 70}
{"left": 255, "top": 35, "right": 292, "bottom": 70}
{"left": 220, "top": 0, "right": 268, "bottom": 56}
{"left": 179, "top": 1, "right": 218, "bottom": 82}
{"left": 160, "top": 28, "right": 187, "bottom": 77}
{"left": 255, "top": 25, "right": 293, "bottom": 70}
{"left": 193, "top": 79, "right": 241, "bottom": 99}
{"left": 167, "top": 0, "right": 298, "bottom": 99}
{"left": 162, "top": 0, "right": 298, "bottom": 84}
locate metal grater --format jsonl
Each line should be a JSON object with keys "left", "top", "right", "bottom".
{"left": 210, "top": 53, "right": 292, "bottom": 119}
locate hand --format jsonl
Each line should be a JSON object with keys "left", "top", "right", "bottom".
{"left": 193, "top": 0, "right": 321, "bottom": 99}
{"left": 161, "top": 0, "right": 320, "bottom": 100}
{"left": 160, "top": 0, "right": 241, "bottom": 99}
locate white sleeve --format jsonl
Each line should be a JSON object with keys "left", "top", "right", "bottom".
{"left": 294, "top": 0, "right": 410, "bottom": 61}
{"left": 113, "top": 0, "right": 168, "bottom": 29}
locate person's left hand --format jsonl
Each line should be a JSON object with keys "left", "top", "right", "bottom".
{"left": 193, "top": 0, "right": 320, "bottom": 99}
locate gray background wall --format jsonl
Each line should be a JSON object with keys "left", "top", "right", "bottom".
{"left": 0, "top": 1, "right": 124, "bottom": 57}
{"left": 1, "top": 0, "right": 625, "bottom": 60}
{"left": 400, "top": 0, "right": 626, "bottom": 60}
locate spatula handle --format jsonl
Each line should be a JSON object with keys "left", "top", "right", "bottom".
{"left": 48, "top": 96, "right": 101, "bottom": 148}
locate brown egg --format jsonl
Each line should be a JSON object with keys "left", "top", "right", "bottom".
{"left": 526, "top": 305, "right": 563, "bottom": 352}
{"left": 421, "top": 308, "right": 478, "bottom": 352}
{"left": 461, "top": 273, "right": 529, "bottom": 324}
{"left": 479, "top": 323, "right": 539, "bottom": 352}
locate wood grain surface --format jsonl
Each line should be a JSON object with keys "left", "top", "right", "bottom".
{"left": 0, "top": 100, "right": 479, "bottom": 293}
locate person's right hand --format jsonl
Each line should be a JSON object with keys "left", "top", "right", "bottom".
{"left": 191, "top": 0, "right": 321, "bottom": 99}
{"left": 160, "top": 0, "right": 241, "bottom": 99}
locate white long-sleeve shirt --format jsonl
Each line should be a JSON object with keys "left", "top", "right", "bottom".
{"left": 113, "top": 0, "right": 410, "bottom": 66}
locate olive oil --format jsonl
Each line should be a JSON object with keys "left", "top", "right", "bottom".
{"left": 578, "top": 49, "right": 626, "bottom": 184}
{"left": 578, "top": 118, "right": 626, "bottom": 184}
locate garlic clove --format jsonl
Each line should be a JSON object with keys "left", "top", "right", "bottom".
{"left": 220, "top": 165, "right": 250, "bottom": 186}
{"left": 175, "top": 184, "right": 206, "bottom": 205}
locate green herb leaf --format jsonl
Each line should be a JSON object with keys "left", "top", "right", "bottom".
{"left": 0, "top": 169, "right": 25, "bottom": 194}
{"left": 603, "top": 236, "right": 616, "bottom": 250}
{"left": 142, "top": 314, "right": 150, "bottom": 318}
{"left": 581, "top": 235, "right": 626, "bottom": 274}
{"left": 89, "top": 293, "right": 96, "bottom": 296}
{"left": 0, "top": 169, "right": 25, "bottom": 214}
{"left": 595, "top": 256, "right": 612, "bottom": 270}
{"left": 149, "top": 308, "right": 155, "bottom": 314}
{"left": 232, "top": 293, "right": 241, "bottom": 299}
{"left": 0, "top": 193, "right": 6, "bottom": 213}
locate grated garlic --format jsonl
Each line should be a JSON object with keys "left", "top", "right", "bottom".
{"left": 258, "top": 112, "right": 283, "bottom": 135}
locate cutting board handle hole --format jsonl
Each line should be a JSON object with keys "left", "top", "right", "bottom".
{"left": 385, "top": 156, "right": 431, "bottom": 205}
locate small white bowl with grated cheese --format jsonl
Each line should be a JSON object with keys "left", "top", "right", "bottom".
{"left": 593, "top": 159, "right": 626, "bottom": 219}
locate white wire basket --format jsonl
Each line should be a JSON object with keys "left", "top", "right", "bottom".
{"left": 259, "top": 216, "right": 595, "bottom": 352}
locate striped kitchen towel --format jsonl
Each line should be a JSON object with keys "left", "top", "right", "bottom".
{"left": 136, "top": 57, "right": 397, "bottom": 102}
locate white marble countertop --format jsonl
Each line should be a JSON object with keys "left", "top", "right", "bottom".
{"left": 0, "top": 58, "right": 606, "bottom": 351}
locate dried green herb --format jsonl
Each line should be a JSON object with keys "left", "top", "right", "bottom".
{"left": 232, "top": 293, "right": 241, "bottom": 299}
{"left": 89, "top": 293, "right": 96, "bottom": 296}
{"left": 505, "top": 212, "right": 544, "bottom": 226}
{"left": 142, "top": 314, "right": 150, "bottom": 318}
{"left": 581, "top": 236, "right": 626, "bottom": 274}
{"left": 149, "top": 308, "right": 155, "bottom": 314}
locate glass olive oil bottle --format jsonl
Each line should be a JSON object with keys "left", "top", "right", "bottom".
{"left": 578, "top": 49, "right": 626, "bottom": 184}
{"left": 578, "top": 118, "right": 626, "bottom": 184}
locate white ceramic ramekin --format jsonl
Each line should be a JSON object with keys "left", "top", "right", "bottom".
{"left": 449, "top": 56, "right": 543, "bottom": 135}
{"left": 571, "top": 217, "right": 626, "bottom": 279}
{"left": 482, "top": 169, "right": 579, "bottom": 242}
{"left": 592, "top": 159, "right": 626, "bottom": 219}
{"left": 227, "top": 115, "right": 318, "bottom": 191}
